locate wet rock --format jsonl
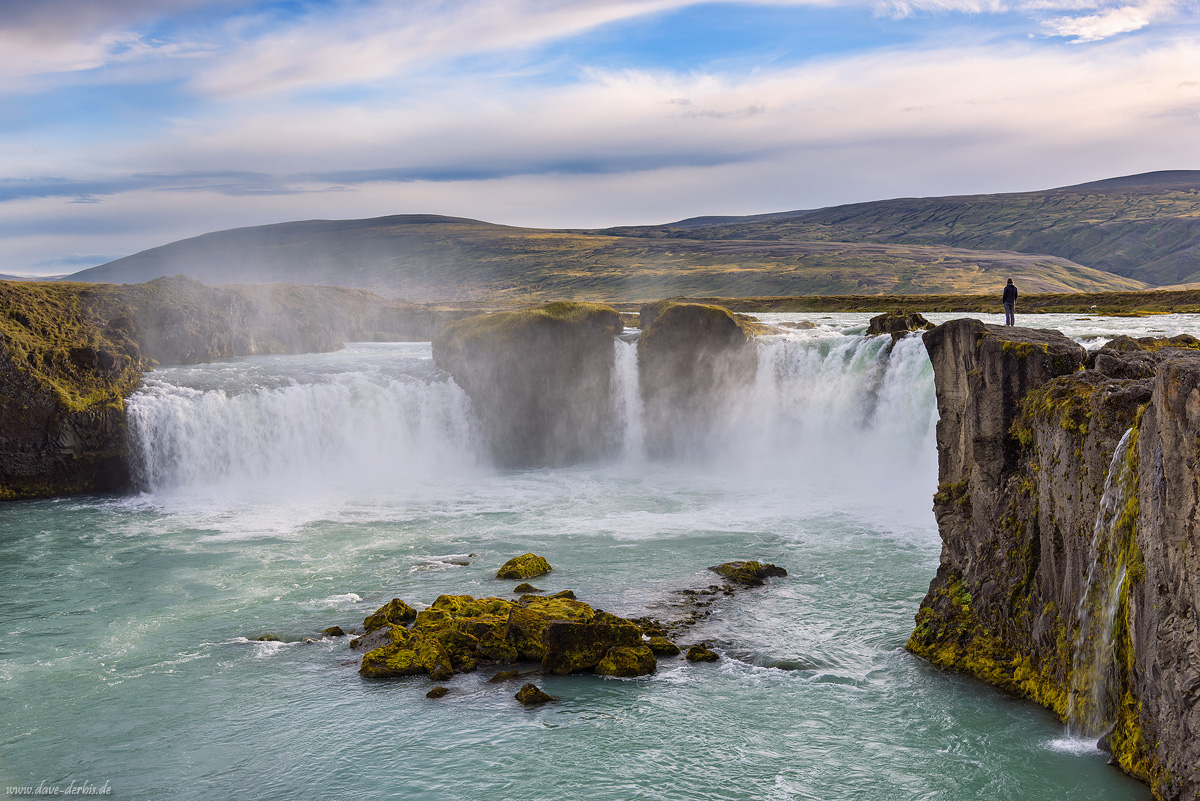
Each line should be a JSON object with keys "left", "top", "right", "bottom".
{"left": 685, "top": 645, "right": 720, "bottom": 662}
{"left": 426, "top": 686, "right": 450, "bottom": 699}
{"left": 541, "top": 611, "right": 642, "bottom": 674}
{"left": 548, "top": 589, "right": 576, "bottom": 600}
{"left": 637, "top": 301, "right": 767, "bottom": 458}
{"left": 487, "top": 669, "right": 520, "bottom": 683}
{"left": 708, "top": 561, "right": 788, "bottom": 587}
{"left": 496, "top": 553, "right": 552, "bottom": 580}
{"left": 432, "top": 302, "right": 623, "bottom": 467}
{"left": 774, "top": 320, "right": 817, "bottom": 331}
{"left": 513, "top": 583, "right": 543, "bottom": 593}
{"left": 595, "top": 645, "right": 657, "bottom": 677}
{"left": 363, "top": 598, "right": 417, "bottom": 632}
{"left": 254, "top": 633, "right": 282, "bottom": 642}
{"left": 866, "top": 311, "right": 933, "bottom": 339}
{"left": 646, "top": 636, "right": 681, "bottom": 657}
{"left": 515, "top": 683, "right": 555, "bottom": 706}
{"left": 321, "top": 626, "right": 346, "bottom": 637}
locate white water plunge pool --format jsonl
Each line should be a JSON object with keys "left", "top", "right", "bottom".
{"left": 4, "top": 313, "right": 1190, "bottom": 800}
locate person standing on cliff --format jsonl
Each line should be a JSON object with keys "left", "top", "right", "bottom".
{"left": 1002, "top": 279, "right": 1017, "bottom": 326}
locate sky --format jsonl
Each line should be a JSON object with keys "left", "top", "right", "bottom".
{"left": 1, "top": 0, "right": 1198, "bottom": 275}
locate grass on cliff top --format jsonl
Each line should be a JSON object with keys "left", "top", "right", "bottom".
{"left": 0, "top": 281, "right": 143, "bottom": 410}
{"left": 435, "top": 301, "right": 623, "bottom": 353}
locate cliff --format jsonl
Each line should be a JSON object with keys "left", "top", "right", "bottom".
{"left": 637, "top": 302, "right": 766, "bottom": 458}
{"left": 431, "top": 302, "right": 624, "bottom": 467}
{"left": 911, "top": 319, "right": 1200, "bottom": 799}
{"left": 0, "top": 277, "right": 451, "bottom": 500}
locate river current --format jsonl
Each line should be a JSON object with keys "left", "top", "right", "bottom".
{"left": 3, "top": 312, "right": 1191, "bottom": 800}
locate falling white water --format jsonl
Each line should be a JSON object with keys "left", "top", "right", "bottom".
{"left": 126, "top": 345, "right": 479, "bottom": 497}
{"left": 611, "top": 337, "right": 645, "bottom": 461}
{"left": 1068, "top": 427, "right": 1135, "bottom": 739}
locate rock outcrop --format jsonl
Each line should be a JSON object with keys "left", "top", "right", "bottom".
{"left": 0, "top": 277, "right": 453, "bottom": 501}
{"left": 911, "top": 319, "right": 1200, "bottom": 800}
{"left": 637, "top": 301, "right": 766, "bottom": 458}
{"left": 866, "top": 311, "right": 933, "bottom": 339}
{"left": 496, "top": 554, "right": 552, "bottom": 580}
{"left": 431, "top": 301, "right": 624, "bottom": 467}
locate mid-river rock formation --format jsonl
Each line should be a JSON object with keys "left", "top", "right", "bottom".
{"left": 0, "top": 277, "right": 453, "bottom": 500}
{"left": 431, "top": 302, "right": 624, "bottom": 467}
{"left": 911, "top": 318, "right": 1200, "bottom": 800}
{"left": 637, "top": 301, "right": 767, "bottom": 458}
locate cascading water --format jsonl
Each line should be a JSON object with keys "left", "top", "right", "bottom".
{"left": 1068, "top": 427, "right": 1136, "bottom": 740}
{"left": 611, "top": 337, "right": 645, "bottom": 460}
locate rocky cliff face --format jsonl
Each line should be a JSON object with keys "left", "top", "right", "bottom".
{"left": 432, "top": 301, "right": 624, "bottom": 468}
{"left": 910, "top": 319, "right": 1200, "bottom": 800}
{"left": 637, "top": 301, "right": 766, "bottom": 458}
{"left": 0, "top": 277, "right": 451, "bottom": 500}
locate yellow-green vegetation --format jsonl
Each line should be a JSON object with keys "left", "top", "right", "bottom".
{"left": 0, "top": 281, "right": 143, "bottom": 412}
{"left": 1011, "top": 374, "right": 1100, "bottom": 451}
{"left": 594, "top": 644, "right": 658, "bottom": 678}
{"left": 435, "top": 302, "right": 621, "bottom": 364}
{"left": 932, "top": 478, "right": 971, "bottom": 510}
{"left": 707, "top": 560, "right": 788, "bottom": 587}
{"left": 906, "top": 573, "right": 1071, "bottom": 718}
{"left": 495, "top": 553, "right": 553, "bottom": 580}
{"left": 355, "top": 590, "right": 658, "bottom": 681}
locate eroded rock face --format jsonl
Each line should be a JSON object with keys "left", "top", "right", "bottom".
{"left": 637, "top": 302, "right": 766, "bottom": 458}
{"left": 432, "top": 301, "right": 623, "bottom": 467}
{"left": 912, "top": 319, "right": 1200, "bottom": 800}
{"left": 866, "top": 311, "right": 933, "bottom": 338}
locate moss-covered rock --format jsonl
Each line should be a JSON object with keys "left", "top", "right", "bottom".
{"left": 363, "top": 598, "right": 417, "bottom": 632}
{"left": 646, "top": 636, "right": 681, "bottom": 656}
{"left": 496, "top": 553, "right": 552, "bottom": 580}
{"left": 321, "top": 626, "right": 346, "bottom": 637}
{"left": 426, "top": 686, "right": 450, "bottom": 699}
{"left": 595, "top": 645, "right": 658, "bottom": 677}
{"left": 866, "top": 311, "right": 934, "bottom": 339}
{"left": 637, "top": 301, "right": 765, "bottom": 458}
{"left": 515, "top": 683, "right": 555, "bottom": 706}
{"left": 359, "top": 643, "right": 426, "bottom": 678}
{"left": 708, "top": 561, "right": 788, "bottom": 587}
{"left": 487, "top": 669, "right": 520, "bottom": 683}
{"left": 513, "top": 583, "right": 542, "bottom": 593}
{"left": 541, "top": 611, "right": 642, "bottom": 674}
{"left": 685, "top": 644, "right": 720, "bottom": 662}
{"left": 431, "top": 301, "right": 623, "bottom": 467}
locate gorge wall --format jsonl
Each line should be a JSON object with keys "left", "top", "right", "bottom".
{"left": 0, "top": 277, "right": 451, "bottom": 499}
{"left": 909, "top": 319, "right": 1200, "bottom": 800}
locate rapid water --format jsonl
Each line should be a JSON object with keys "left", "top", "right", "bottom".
{"left": 3, "top": 313, "right": 1184, "bottom": 800}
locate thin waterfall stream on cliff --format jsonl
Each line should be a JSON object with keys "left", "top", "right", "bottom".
{"left": 4, "top": 312, "right": 1194, "bottom": 800}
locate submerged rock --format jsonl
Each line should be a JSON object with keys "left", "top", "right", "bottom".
{"left": 431, "top": 301, "right": 623, "bottom": 467}
{"left": 321, "top": 626, "right": 346, "bottom": 637}
{"left": 708, "top": 561, "right": 788, "bottom": 587}
{"left": 646, "top": 636, "right": 681, "bottom": 657}
{"left": 515, "top": 683, "right": 555, "bottom": 706}
{"left": 487, "top": 669, "right": 520, "bottom": 683}
{"left": 496, "top": 553, "right": 552, "bottom": 580}
{"left": 426, "top": 686, "right": 450, "bottom": 699}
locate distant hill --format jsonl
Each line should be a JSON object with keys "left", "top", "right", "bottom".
{"left": 624, "top": 170, "right": 1200, "bottom": 286}
{"left": 69, "top": 171, "right": 1200, "bottom": 300}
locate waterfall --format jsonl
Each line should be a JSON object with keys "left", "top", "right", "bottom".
{"left": 611, "top": 337, "right": 645, "bottom": 461}
{"left": 124, "top": 332, "right": 938, "bottom": 510}
{"left": 1067, "top": 427, "right": 1135, "bottom": 739}
{"left": 126, "top": 347, "right": 479, "bottom": 495}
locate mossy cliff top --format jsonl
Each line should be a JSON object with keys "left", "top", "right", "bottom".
{"left": 637, "top": 301, "right": 767, "bottom": 350}
{"left": 432, "top": 301, "right": 622, "bottom": 372}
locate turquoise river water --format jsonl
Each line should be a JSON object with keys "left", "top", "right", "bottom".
{"left": 3, "top": 312, "right": 1192, "bottom": 800}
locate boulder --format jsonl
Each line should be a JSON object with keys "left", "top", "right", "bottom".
{"left": 685, "top": 644, "right": 720, "bottom": 662}
{"left": 708, "top": 561, "right": 788, "bottom": 587}
{"left": 487, "top": 669, "right": 520, "bottom": 683}
{"left": 646, "top": 636, "right": 681, "bottom": 656}
{"left": 541, "top": 611, "right": 643, "bottom": 674}
{"left": 426, "top": 686, "right": 450, "bottom": 699}
{"left": 637, "top": 301, "right": 766, "bottom": 458}
{"left": 512, "top": 583, "right": 543, "bottom": 593}
{"left": 515, "top": 683, "right": 556, "bottom": 706}
{"left": 595, "top": 645, "right": 658, "bottom": 677}
{"left": 866, "top": 311, "right": 934, "bottom": 339}
{"left": 363, "top": 598, "right": 417, "bottom": 632}
{"left": 496, "top": 553, "right": 552, "bottom": 580}
{"left": 431, "top": 301, "right": 623, "bottom": 467}
{"left": 321, "top": 626, "right": 346, "bottom": 637}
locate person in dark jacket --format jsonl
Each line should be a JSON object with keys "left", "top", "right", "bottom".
{"left": 1002, "top": 279, "right": 1017, "bottom": 326}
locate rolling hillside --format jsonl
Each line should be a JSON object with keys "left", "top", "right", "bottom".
{"left": 66, "top": 171, "right": 1200, "bottom": 301}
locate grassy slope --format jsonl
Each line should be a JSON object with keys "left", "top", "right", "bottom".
{"left": 633, "top": 171, "right": 1200, "bottom": 286}
{"left": 70, "top": 214, "right": 1144, "bottom": 302}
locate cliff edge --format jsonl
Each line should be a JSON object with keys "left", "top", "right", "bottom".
{"left": 911, "top": 318, "right": 1200, "bottom": 799}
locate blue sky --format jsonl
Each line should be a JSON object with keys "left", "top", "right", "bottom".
{"left": 1, "top": 0, "right": 1198, "bottom": 275}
